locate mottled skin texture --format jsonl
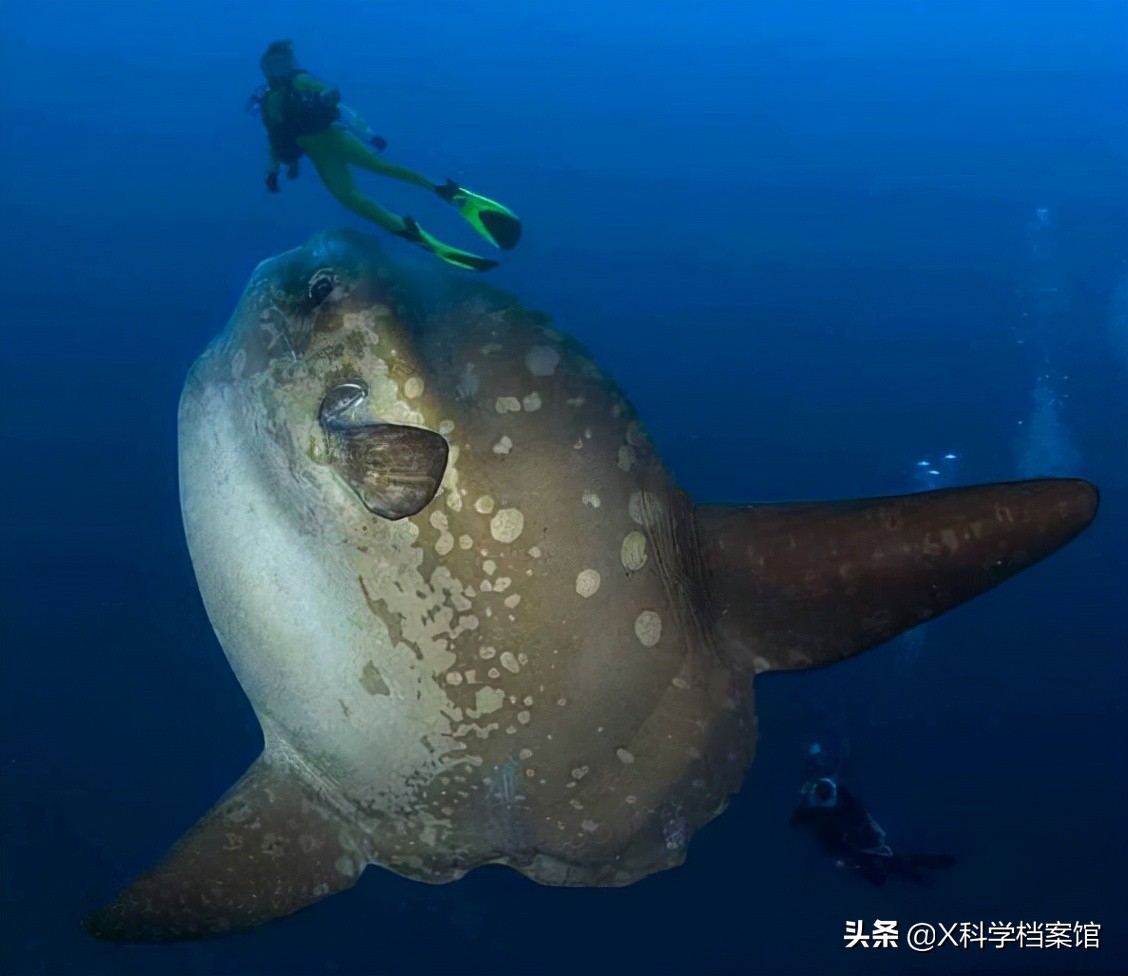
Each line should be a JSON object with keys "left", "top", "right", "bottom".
{"left": 87, "top": 229, "right": 1098, "bottom": 941}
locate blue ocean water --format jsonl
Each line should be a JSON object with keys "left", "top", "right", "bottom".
{"left": 1, "top": 1, "right": 1125, "bottom": 973}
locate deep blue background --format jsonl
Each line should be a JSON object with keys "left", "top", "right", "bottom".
{"left": 1, "top": 2, "right": 1125, "bottom": 973}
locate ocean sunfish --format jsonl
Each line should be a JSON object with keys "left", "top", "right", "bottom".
{"left": 87, "top": 228, "right": 1098, "bottom": 940}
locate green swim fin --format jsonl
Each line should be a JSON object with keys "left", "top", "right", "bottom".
{"left": 396, "top": 217, "right": 498, "bottom": 272}
{"left": 435, "top": 179, "right": 522, "bottom": 250}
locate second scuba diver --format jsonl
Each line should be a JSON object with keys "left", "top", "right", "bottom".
{"left": 251, "top": 40, "right": 521, "bottom": 272}
{"left": 790, "top": 743, "right": 957, "bottom": 887}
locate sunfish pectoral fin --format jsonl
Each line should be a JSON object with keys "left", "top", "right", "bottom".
{"left": 85, "top": 749, "right": 368, "bottom": 942}
{"left": 331, "top": 423, "right": 450, "bottom": 521}
{"left": 697, "top": 478, "right": 1098, "bottom": 673}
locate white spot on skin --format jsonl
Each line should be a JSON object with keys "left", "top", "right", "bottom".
{"left": 517, "top": 710, "right": 531, "bottom": 725}
{"left": 528, "top": 546, "right": 542, "bottom": 558}
{"left": 626, "top": 421, "right": 647, "bottom": 447}
{"left": 522, "top": 392, "right": 542, "bottom": 412}
{"left": 488, "top": 667, "right": 500, "bottom": 679}
{"left": 621, "top": 531, "right": 648, "bottom": 571}
{"left": 475, "top": 495, "right": 495, "bottom": 515}
{"left": 483, "top": 560, "right": 496, "bottom": 576}
{"left": 435, "top": 532, "right": 454, "bottom": 556}
{"left": 635, "top": 610, "right": 662, "bottom": 647}
{"left": 429, "top": 511, "right": 449, "bottom": 531}
{"left": 519, "top": 748, "right": 533, "bottom": 760}
{"left": 571, "top": 766, "right": 589, "bottom": 780}
{"left": 446, "top": 671, "right": 463, "bottom": 685}
{"left": 525, "top": 345, "right": 561, "bottom": 376}
{"left": 456, "top": 364, "right": 479, "bottom": 399}
{"left": 459, "top": 534, "right": 473, "bottom": 550}
{"left": 479, "top": 646, "right": 497, "bottom": 659}
{"left": 500, "top": 652, "right": 520, "bottom": 674}
{"left": 403, "top": 377, "right": 424, "bottom": 399}
{"left": 343, "top": 309, "right": 379, "bottom": 336}
{"left": 439, "top": 420, "right": 455, "bottom": 435}
{"left": 504, "top": 594, "right": 521, "bottom": 609}
{"left": 442, "top": 449, "right": 462, "bottom": 512}
{"left": 628, "top": 490, "right": 662, "bottom": 527}
{"left": 580, "top": 820, "right": 599, "bottom": 833}
{"left": 493, "top": 576, "right": 511, "bottom": 592}
{"left": 493, "top": 435, "right": 513, "bottom": 456}
{"left": 474, "top": 687, "right": 504, "bottom": 714}
{"left": 575, "top": 569, "right": 601, "bottom": 597}
{"left": 582, "top": 491, "right": 601, "bottom": 508}
{"left": 616, "top": 748, "right": 635, "bottom": 765}
{"left": 495, "top": 396, "right": 521, "bottom": 414}
{"left": 617, "top": 445, "right": 635, "bottom": 471}
{"left": 490, "top": 508, "right": 525, "bottom": 543}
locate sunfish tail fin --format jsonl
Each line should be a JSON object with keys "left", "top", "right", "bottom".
{"left": 85, "top": 747, "right": 368, "bottom": 942}
{"left": 696, "top": 478, "right": 1098, "bottom": 673}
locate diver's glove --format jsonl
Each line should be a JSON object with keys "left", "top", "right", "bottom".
{"left": 370, "top": 135, "right": 388, "bottom": 152}
{"left": 266, "top": 172, "right": 280, "bottom": 193}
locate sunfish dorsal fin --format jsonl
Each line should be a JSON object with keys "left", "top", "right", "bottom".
{"left": 697, "top": 478, "right": 1098, "bottom": 672}
{"left": 86, "top": 745, "right": 368, "bottom": 942}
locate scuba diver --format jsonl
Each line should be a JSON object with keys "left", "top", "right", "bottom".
{"left": 249, "top": 40, "right": 521, "bottom": 272}
{"left": 790, "top": 743, "right": 956, "bottom": 886}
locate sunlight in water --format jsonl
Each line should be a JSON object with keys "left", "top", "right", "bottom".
{"left": 1015, "top": 376, "right": 1081, "bottom": 479}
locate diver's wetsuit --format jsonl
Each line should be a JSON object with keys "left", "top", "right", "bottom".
{"left": 260, "top": 71, "right": 433, "bottom": 235}
{"left": 790, "top": 784, "right": 955, "bottom": 886}
{"left": 257, "top": 68, "right": 519, "bottom": 273}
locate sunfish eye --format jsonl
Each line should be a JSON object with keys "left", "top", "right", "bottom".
{"left": 308, "top": 270, "right": 337, "bottom": 304}
{"left": 319, "top": 383, "right": 368, "bottom": 430}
